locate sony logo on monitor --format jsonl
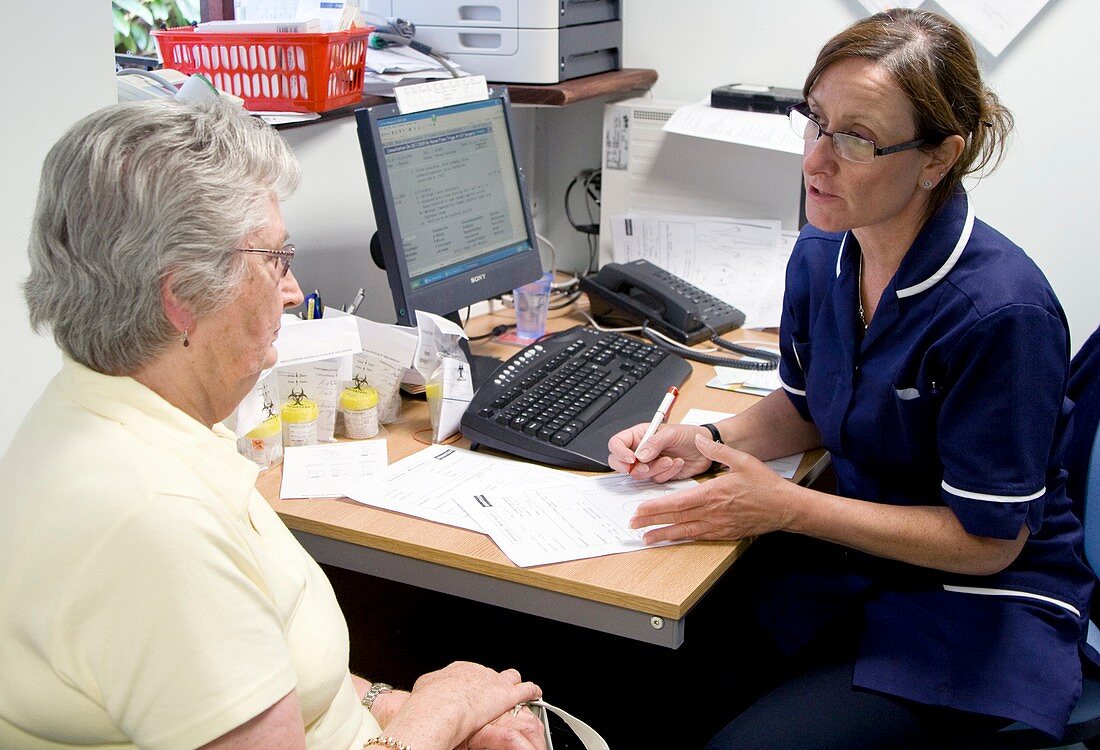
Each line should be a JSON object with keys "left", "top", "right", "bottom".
{"left": 470, "top": 273, "right": 486, "bottom": 283}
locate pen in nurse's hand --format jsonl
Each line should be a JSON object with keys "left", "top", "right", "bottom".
{"left": 628, "top": 386, "right": 679, "bottom": 475}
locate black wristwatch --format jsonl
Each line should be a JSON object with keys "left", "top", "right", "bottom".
{"left": 700, "top": 423, "right": 723, "bottom": 444}
{"left": 700, "top": 423, "right": 724, "bottom": 474}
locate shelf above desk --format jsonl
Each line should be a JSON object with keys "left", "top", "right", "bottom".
{"left": 274, "top": 68, "right": 658, "bottom": 129}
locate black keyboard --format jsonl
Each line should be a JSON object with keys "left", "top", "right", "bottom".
{"left": 460, "top": 326, "right": 692, "bottom": 470}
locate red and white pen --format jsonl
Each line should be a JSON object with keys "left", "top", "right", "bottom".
{"left": 629, "top": 386, "right": 679, "bottom": 473}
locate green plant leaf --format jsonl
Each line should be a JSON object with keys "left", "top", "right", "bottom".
{"left": 175, "top": 0, "right": 199, "bottom": 23}
{"left": 149, "top": 0, "right": 169, "bottom": 23}
{"left": 113, "top": 0, "right": 154, "bottom": 25}
{"left": 112, "top": 7, "right": 132, "bottom": 36}
{"left": 132, "top": 24, "right": 150, "bottom": 53}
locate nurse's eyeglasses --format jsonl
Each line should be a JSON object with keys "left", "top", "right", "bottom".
{"left": 788, "top": 102, "right": 925, "bottom": 164}
{"left": 236, "top": 243, "right": 295, "bottom": 279}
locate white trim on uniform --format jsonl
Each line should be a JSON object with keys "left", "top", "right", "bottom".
{"left": 781, "top": 379, "right": 807, "bottom": 397}
{"left": 943, "top": 584, "right": 1081, "bottom": 618}
{"left": 834, "top": 233, "right": 849, "bottom": 278}
{"left": 942, "top": 480, "right": 1045, "bottom": 503}
{"left": 896, "top": 195, "right": 975, "bottom": 299}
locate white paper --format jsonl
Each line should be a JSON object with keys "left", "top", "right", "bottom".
{"left": 454, "top": 474, "right": 696, "bottom": 568}
{"left": 274, "top": 315, "right": 362, "bottom": 367}
{"left": 412, "top": 310, "right": 468, "bottom": 381}
{"left": 225, "top": 370, "right": 280, "bottom": 437}
{"left": 235, "top": 0, "right": 299, "bottom": 21}
{"left": 936, "top": 0, "right": 1049, "bottom": 56}
{"left": 280, "top": 440, "right": 389, "bottom": 499}
{"left": 334, "top": 311, "right": 417, "bottom": 424}
{"left": 611, "top": 214, "right": 790, "bottom": 329}
{"left": 395, "top": 76, "right": 489, "bottom": 115}
{"left": 344, "top": 445, "right": 567, "bottom": 532}
{"left": 664, "top": 101, "right": 805, "bottom": 155}
{"left": 712, "top": 362, "right": 782, "bottom": 393}
{"left": 681, "top": 408, "right": 801, "bottom": 479}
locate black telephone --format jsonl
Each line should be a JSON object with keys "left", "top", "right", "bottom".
{"left": 579, "top": 259, "right": 746, "bottom": 345}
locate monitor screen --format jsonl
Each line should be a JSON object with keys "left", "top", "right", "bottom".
{"left": 355, "top": 89, "right": 543, "bottom": 327}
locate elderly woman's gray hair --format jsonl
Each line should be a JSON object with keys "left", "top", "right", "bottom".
{"left": 24, "top": 98, "right": 301, "bottom": 375}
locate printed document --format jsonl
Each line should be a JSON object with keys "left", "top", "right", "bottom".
{"left": 611, "top": 214, "right": 790, "bottom": 329}
{"left": 343, "top": 444, "right": 566, "bottom": 532}
{"left": 280, "top": 440, "right": 389, "bottom": 499}
{"left": 453, "top": 474, "right": 698, "bottom": 568}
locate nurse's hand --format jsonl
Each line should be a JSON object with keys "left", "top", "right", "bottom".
{"left": 629, "top": 435, "right": 795, "bottom": 543}
{"left": 607, "top": 423, "right": 714, "bottom": 481}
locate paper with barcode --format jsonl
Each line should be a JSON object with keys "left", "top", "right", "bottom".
{"left": 454, "top": 474, "right": 696, "bottom": 567}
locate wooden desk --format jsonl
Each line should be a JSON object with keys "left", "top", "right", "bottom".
{"left": 258, "top": 311, "right": 827, "bottom": 647}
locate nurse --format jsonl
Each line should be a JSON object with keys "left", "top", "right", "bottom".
{"left": 608, "top": 9, "right": 1094, "bottom": 747}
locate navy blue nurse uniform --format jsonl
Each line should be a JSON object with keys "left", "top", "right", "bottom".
{"left": 767, "top": 189, "right": 1094, "bottom": 737}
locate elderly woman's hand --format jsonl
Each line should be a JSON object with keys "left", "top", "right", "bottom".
{"left": 607, "top": 423, "right": 715, "bottom": 481}
{"left": 455, "top": 704, "right": 547, "bottom": 750}
{"left": 629, "top": 435, "right": 797, "bottom": 543}
{"left": 380, "top": 662, "right": 541, "bottom": 750}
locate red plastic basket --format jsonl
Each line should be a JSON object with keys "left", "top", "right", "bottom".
{"left": 153, "top": 26, "right": 370, "bottom": 113}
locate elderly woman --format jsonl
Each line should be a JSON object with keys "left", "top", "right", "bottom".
{"left": 0, "top": 99, "right": 544, "bottom": 750}
{"left": 610, "top": 9, "right": 1093, "bottom": 747}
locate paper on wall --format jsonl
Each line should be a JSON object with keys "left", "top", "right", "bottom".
{"left": 611, "top": 214, "right": 790, "bottom": 329}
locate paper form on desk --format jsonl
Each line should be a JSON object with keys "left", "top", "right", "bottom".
{"left": 681, "top": 408, "right": 801, "bottom": 479}
{"left": 453, "top": 475, "right": 697, "bottom": 568}
{"left": 611, "top": 214, "right": 790, "bottom": 329}
{"left": 343, "top": 445, "right": 567, "bottom": 532}
{"left": 280, "top": 441, "right": 389, "bottom": 499}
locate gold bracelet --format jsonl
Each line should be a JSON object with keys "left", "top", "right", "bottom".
{"left": 364, "top": 737, "right": 412, "bottom": 750}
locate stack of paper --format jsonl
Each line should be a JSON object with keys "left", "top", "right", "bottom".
{"left": 364, "top": 46, "right": 469, "bottom": 97}
{"left": 611, "top": 214, "right": 799, "bottom": 330}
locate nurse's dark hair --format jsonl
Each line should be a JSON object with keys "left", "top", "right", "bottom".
{"left": 803, "top": 8, "right": 1013, "bottom": 219}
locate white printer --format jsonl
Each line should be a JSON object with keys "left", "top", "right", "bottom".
{"left": 364, "top": 0, "right": 622, "bottom": 84}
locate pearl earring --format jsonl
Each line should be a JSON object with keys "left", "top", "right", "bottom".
{"left": 922, "top": 179, "right": 934, "bottom": 189}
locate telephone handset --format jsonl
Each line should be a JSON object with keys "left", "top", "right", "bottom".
{"left": 579, "top": 259, "right": 746, "bottom": 345}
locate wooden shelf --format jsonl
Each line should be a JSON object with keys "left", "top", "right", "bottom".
{"left": 503, "top": 68, "right": 658, "bottom": 106}
{"left": 275, "top": 68, "right": 657, "bottom": 129}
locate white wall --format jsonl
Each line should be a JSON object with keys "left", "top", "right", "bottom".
{"left": 0, "top": 2, "right": 116, "bottom": 454}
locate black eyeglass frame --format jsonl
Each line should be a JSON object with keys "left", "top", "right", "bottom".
{"left": 788, "top": 102, "right": 926, "bottom": 162}
{"left": 236, "top": 243, "right": 296, "bottom": 279}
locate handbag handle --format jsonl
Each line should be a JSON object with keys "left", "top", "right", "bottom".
{"left": 527, "top": 699, "right": 609, "bottom": 750}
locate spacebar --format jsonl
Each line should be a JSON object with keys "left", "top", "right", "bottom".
{"left": 574, "top": 393, "right": 617, "bottom": 429}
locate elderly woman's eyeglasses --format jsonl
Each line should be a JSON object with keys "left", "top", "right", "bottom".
{"left": 788, "top": 103, "right": 924, "bottom": 164}
{"left": 236, "top": 244, "right": 295, "bottom": 279}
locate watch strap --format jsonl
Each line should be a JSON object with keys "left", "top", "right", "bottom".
{"left": 700, "top": 423, "right": 724, "bottom": 474}
{"left": 362, "top": 682, "right": 393, "bottom": 712}
{"left": 700, "top": 423, "right": 723, "bottom": 444}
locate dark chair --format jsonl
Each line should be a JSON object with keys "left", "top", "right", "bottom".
{"left": 993, "top": 416, "right": 1100, "bottom": 748}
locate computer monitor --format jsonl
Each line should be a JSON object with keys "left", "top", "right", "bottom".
{"left": 355, "top": 88, "right": 543, "bottom": 331}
